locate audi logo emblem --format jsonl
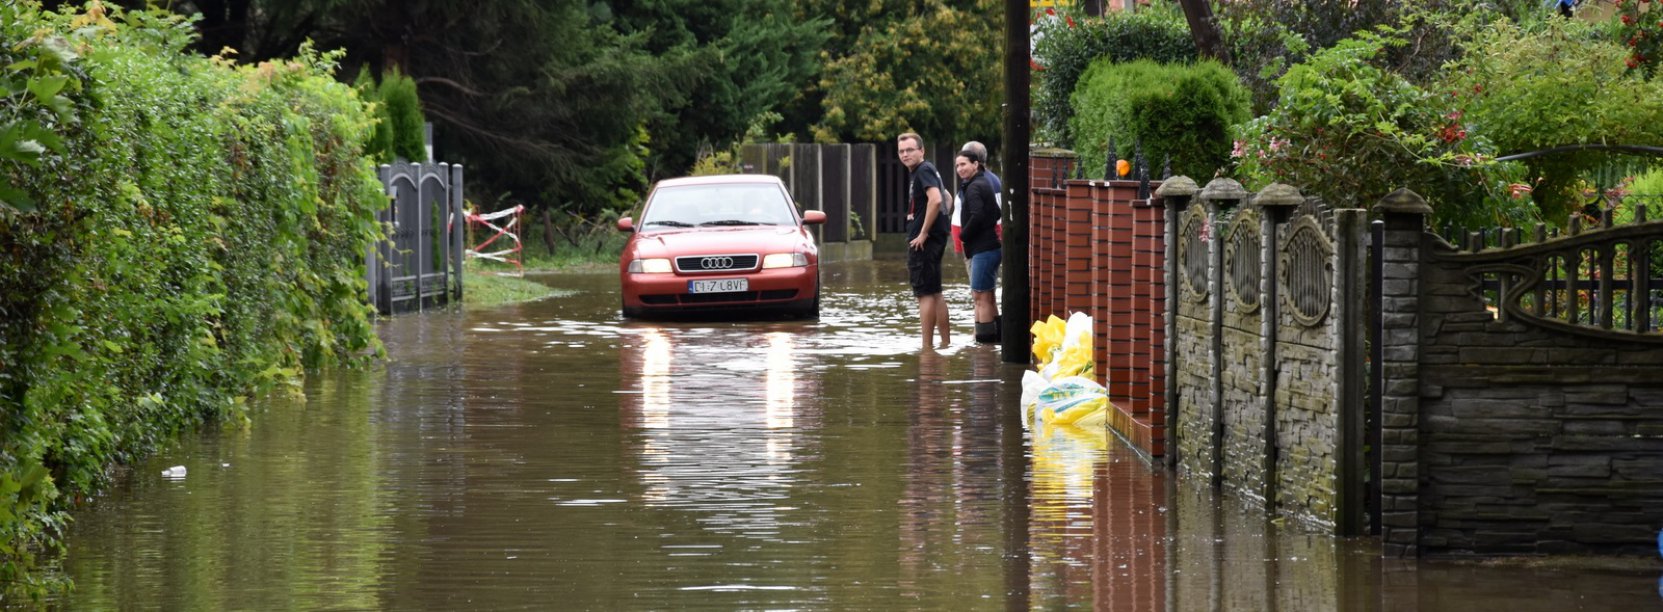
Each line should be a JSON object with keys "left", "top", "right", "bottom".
{"left": 701, "top": 256, "right": 735, "bottom": 269}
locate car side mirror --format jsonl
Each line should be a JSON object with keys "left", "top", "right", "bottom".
{"left": 802, "top": 210, "right": 827, "bottom": 225}
{"left": 616, "top": 217, "right": 634, "bottom": 232}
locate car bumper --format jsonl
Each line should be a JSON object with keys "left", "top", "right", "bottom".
{"left": 622, "top": 265, "right": 817, "bottom": 312}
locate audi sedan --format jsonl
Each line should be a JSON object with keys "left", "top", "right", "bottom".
{"left": 617, "top": 174, "right": 825, "bottom": 319}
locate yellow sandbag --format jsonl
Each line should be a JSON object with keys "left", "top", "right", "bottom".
{"left": 1052, "top": 342, "right": 1094, "bottom": 380}
{"left": 1045, "top": 395, "right": 1106, "bottom": 427}
{"left": 1029, "top": 314, "right": 1067, "bottom": 366}
{"left": 1032, "top": 375, "right": 1108, "bottom": 428}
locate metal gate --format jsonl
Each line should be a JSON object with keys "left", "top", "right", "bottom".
{"left": 368, "top": 162, "right": 464, "bottom": 314}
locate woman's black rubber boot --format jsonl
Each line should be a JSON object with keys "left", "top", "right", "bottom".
{"left": 975, "top": 320, "right": 999, "bottom": 344}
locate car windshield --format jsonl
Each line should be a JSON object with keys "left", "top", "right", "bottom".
{"left": 639, "top": 183, "right": 797, "bottom": 229}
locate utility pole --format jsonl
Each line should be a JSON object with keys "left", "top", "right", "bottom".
{"left": 1001, "top": 0, "right": 1030, "bottom": 365}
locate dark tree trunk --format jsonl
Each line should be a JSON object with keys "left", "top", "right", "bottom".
{"left": 1176, "top": 0, "right": 1231, "bottom": 64}
{"left": 192, "top": 0, "right": 252, "bottom": 57}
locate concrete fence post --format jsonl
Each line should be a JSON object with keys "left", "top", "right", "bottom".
{"left": 1371, "top": 188, "right": 1432, "bottom": 557}
{"left": 1156, "top": 176, "right": 1199, "bottom": 468}
{"left": 1334, "top": 207, "right": 1369, "bottom": 536}
{"left": 1199, "top": 177, "right": 1247, "bottom": 487}
{"left": 1251, "top": 183, "right": 1303, "bottom": 508}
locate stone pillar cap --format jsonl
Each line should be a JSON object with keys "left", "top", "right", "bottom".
{"left": 1252, "top": 183, "right": 1303, "bottom": 208}
{"left": 1155, "top": 175, "right": 1199, "bottom": 198}
{"left": 1199, "top": 177, "right": 1248, "bottom": 202}
{"left": 1373, "top": 188, "right": 1433, "bottom": 215}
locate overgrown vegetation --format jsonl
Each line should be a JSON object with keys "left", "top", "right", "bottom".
{"left": 1443, "top": 17, "right": 1663, "bottom": 221}
{"left": 1, "top": 2, "right": 383, "bottom": 599}
{"left": 1031, "top": 3, "right": 1196, "bottom": 148}
{"left": 1216, "top": 2, "right": 1663, "bottom": 227}
{"left": 1069, "top": 59, "right": 1248, "bottom": 181}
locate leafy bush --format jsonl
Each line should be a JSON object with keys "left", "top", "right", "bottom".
{"left": 351, "top": 65, "right": 393, "bottom": 161}
{"left": 1215, "top": 0, "right": 1528, "bottom": 113}
{"left": 1615, "top": 0, "right": 1663, "bottom": 77}
{"left": 0, "top": 3, "right": 383, "bottom": 599}
{"left": 1229, "top": 30, "right": 1526, "bottom": 227}
{"left": 1068, "top": 59, "right": 1249, "bottom": 181}
{"left": 1443, "top": 17, "right": 1663, "bottom": 221}
{"left": 1031, "top": 3, "right": 1195, "bottom": 147}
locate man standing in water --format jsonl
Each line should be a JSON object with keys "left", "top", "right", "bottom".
{"left": 899, "top": 132, "right": 950, "bottom": 349}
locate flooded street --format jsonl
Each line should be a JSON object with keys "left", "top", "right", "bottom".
{"left": 55, "top": 260, "right": 1660, "bottom": 610}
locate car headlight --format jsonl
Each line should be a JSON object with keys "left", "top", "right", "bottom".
{"left": 762, "top": 252, "right": 808, "bottom": 269}
{"left": 629, "top": 258, "right": 673, "bottom": 274}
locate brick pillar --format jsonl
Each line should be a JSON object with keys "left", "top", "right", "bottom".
{"left": 1131, "top": 188, "right": 1166, "bottom": 421}
{"left": 1124, "top": 186, "right": 1164, "bottom": 415}
{"left": 1090, "top": 180, "right": 1113, "bottom": 388}
{"left": 1103, "top": 180, "right": 1138, "bottom": 401}
{"left": 1372, "top": 188, "right": 1430, "bottom": 558}
{"left": 1051, "top": 177, "right": 1070, "bottom": 319}
{"left": 1065, "top": 180, "right": 1095, "bottom": 318}
{"left": 1029, "top": 154, "right": 1067, "bottom": 323}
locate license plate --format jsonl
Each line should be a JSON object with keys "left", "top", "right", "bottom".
{"left": 689, "top": 278, "right": 747, "bottom": 293}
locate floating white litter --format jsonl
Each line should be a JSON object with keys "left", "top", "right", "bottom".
{"left": 162, "top": 465, "right": 187, "bottom": 479}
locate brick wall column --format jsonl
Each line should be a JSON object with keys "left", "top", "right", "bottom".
{"left": 1091, "top": 180, "right": 1113, "bottom": 387}
{"left": 1104, "top": 181, "right": 1138, "bottom": 401}
{"left": 1029, "top": 153, "right": 1074, "bottom": 323}
{"left": 1065, "top": 180, "right": 1096, "bottom": 318}
{"left": 1130, "top": 187, "right": 1164, "bottom": 418}
{"left": 1372, "top": 188, "right": 1431, "bottom": 558}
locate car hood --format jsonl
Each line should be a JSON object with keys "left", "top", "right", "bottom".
{"left": 631, "top": 226, "right": 811, "bottom": 258}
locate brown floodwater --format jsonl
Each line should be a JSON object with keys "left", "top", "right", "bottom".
{"left": 49, "top": 260, "right": 1662, "bottom": 610}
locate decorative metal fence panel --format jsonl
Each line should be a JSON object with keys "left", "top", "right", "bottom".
{"left": 1437, "top": 205, "right": 1663, "bottom": 341}
{"left": 368, "top": 162, "right": 464, "bottom": 314}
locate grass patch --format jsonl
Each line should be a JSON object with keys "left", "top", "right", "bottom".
{"left": 463, "top": 264, "right": 565, "bottom": 307}
{"left": 457, "top": 213, "right": 623, "bottom": 307}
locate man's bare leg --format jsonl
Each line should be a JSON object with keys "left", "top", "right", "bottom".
{"left": 934, "top": 294, "right": 951, "bottom": 348}
{"left": 918, "top": 293, "right": 940, "bottom": 349}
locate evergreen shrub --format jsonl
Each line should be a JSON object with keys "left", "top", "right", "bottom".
{"left": 1031, "top": 4, "right": 1195, "bottom": 148}
{"left": 1068, "top": 59, "right": 1249, "bottom": 182}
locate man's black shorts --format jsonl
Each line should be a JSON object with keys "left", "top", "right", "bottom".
{"left": 906, "top": 237, "right": 946, "bottom": 297}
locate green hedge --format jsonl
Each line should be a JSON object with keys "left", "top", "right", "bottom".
{"left": 0, "top": 3, "right": 383, "bottom": 599}
{"left": 1031, "top": 4, "right": 1196, "bottom": 148}
{"left": 1068, "top": 59, "right": 1250, "bottom": 181}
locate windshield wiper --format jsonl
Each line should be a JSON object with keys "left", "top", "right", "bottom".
{"left": 699, "top": 219, "right": 765, "bottom": 226}
{"left": 642, "top": 220, "right": 694, "bottom": 228}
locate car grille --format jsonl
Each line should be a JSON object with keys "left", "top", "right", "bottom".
{"left": 639, "top": 289, "right": 799, "bottom": 307}
{"left": 675, "top": 254, "right": 759, "bottom": 273}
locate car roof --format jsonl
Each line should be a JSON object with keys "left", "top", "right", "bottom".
{"left": 654, "top": 174, "right": 785, "bottom": 189}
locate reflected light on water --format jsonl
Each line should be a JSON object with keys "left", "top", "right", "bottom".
{"left": 640, "top": 328, "right": 672, "bottom": 429}
{"left": 763, "top": 331, "right": 795, "bottom": 429}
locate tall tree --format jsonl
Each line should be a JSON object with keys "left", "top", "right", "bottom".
{"left": 603, "top": 0, "right": 829, "bottom": 179}
{"left": 1175, "top": 0, "right": 1229, "bottom": 63}
{"left": 805, "top": 0, "right": 1005, "bottom": 151}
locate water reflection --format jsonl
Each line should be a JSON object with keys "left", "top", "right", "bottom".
{"left": 616, "top": 324, "right": 815, "bottom": 542}
{"left": 46, "top": 262, "right": 1663, "bottom": 611}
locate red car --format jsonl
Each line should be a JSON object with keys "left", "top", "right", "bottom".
{"left": 617, "top": 174, "right": 825, "bottom": 319}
